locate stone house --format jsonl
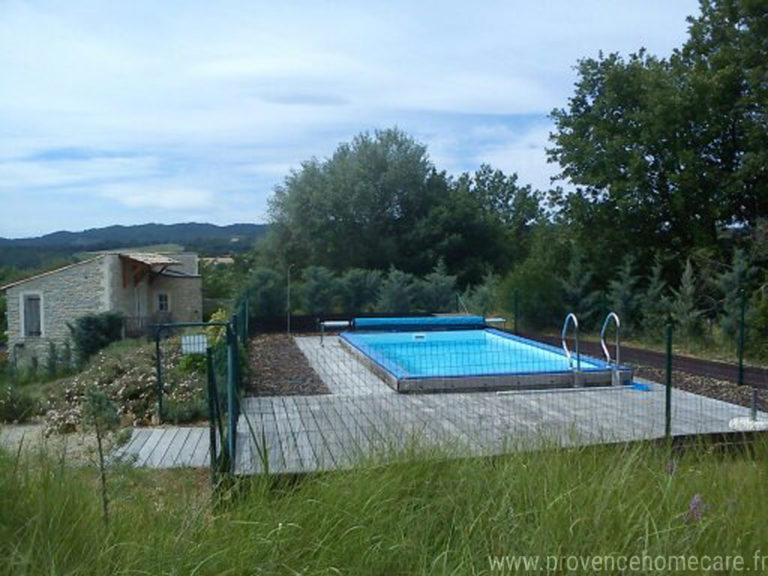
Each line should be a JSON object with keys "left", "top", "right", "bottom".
{"left": 1, "top": 252, "right": 203, "bottom": 366}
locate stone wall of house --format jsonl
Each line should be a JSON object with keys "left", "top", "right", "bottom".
{"left": 150, "top": 275, "right": 203, "bottom": 323}
{"left": 5, "top": 257, "right": 108, "bottom": 367}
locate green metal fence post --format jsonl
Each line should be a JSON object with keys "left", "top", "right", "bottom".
{"left": 665, "top": 321, "right": 673, "bottom": 441}
{"left": 226, "top": 316, "right": 239, "bottom": 474}
{"left": 206, "top": 347, "right": 218, "bottom": 485}
{"left": 154, "top": 329, "right": 164, "bottom": 422}
{"left": 738, "top": 288, "right": 746, "bottom": 387}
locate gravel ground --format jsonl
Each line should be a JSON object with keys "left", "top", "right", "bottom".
{"left": 247, "top": 334, "right": 329, "bottom": 396}
{"left": 635, "top": 366, "right": 767, "bottom": 412}
{"left": 0, "top": 424, "right": 99, "bottom": 464}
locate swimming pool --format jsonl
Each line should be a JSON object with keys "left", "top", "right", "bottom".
{"left": 340, "top": 318, "right": 633, "bottom": 392}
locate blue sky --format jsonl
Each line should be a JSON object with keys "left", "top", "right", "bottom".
{"left": 0, "top": 0, "right": 699, "bottom": 238}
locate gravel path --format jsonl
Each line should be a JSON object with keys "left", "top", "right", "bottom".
{"left": 247, "top": 334, "right": 330, "bottom": 396}
{"left": 635, "top": 366, "right": 767, "bottom": 412}
{"left": 0, "top": 423, "right": 98, "bottom": 464}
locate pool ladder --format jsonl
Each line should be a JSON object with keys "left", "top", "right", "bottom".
{"left": 600, "top": 312, "right": 622, "bottom": 386}
{"left": 561, "top": 313, "right": 581, "bottom": 386}
{"left": 562, "top": 312, "right": 623, "bottom": 386}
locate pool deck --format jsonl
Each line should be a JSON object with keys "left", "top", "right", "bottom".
{"left": 114, "top": 336, "right": 765, "bottom": 474}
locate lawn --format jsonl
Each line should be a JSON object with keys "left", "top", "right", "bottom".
{"left": 1, "top": 438, "right": 767, "bottom": 575}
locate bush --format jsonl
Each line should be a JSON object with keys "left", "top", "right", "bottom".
{"left": 377, "top": 268, "right": 417, "bottom": 314}
{"left": 339, "top": 269, "right": 382, "bottom": 314}
{"left": 464, "top": 273, "right": 498, "bottom": 317}
{"left": 240, "top": 267, "right": 284, "bottom": 317}
{"left": 68, "top": 312, "right": 125, "bottom": 366}
{"left": 501, "top": 263, "right": 564, "bottom": 331}
{"left": 300, "top": 266, "right": 337, "bottom": 315}
{"left": 418, "top": 261, "right": 456, "bottom": 313}
{"left": 0, "top": 382, "right": 37, "bottom": 423}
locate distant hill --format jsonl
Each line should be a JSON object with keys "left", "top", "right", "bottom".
{"left": 0, "top": 222, "right": 268, "bottom": 269}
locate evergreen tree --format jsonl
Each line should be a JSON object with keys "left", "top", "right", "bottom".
{"left": 640, "top": 255, "right": 670, "bottom": 340}
{"left": 419, "top": 260, "right": 457, "bottom": 313}
{"left": 377, "top": 268, "right": 416, "bottom": 314}
{"left": 300, "top": 266, "right": 338, "bottom": 315}
{"left": 607, "top": 256, "right": 640, "bottom": 332}
{"left": 561, "top": 250, "right": 600, "bottom": 328}
{"left": 670, "top": 259, "right": 703, "bottom": 341}
{"left": 715, "top": 248, "right": 754, "bottom": 340}
{"left": 339, "top": 269, "right": 382, "bottom": 314}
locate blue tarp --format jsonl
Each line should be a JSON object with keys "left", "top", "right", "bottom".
{"left": 352, "top": 316, "right": 486, "bottom": 331}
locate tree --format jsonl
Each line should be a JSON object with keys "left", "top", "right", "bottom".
{"left": 464, "top": 273, "right": 498, "bottom": 317}
{"left": 418, "top": 261, "right": 457, "bottom": 313}
{"left": 548, "top": 0, "right": 768, "bottom": 276}
{"left": 670, "top": 259, "right": 703, "bottom": 341}
{"left": 67, "top": 312, "right": 124, "bottom": 366}
{"left": 640, "top": 255, "right": 670, "bottom": 339}
{"left": 377, "top": 268, "right": 416, "bottom": 314}
{"left": 607, "top": 256, "right": 640, "bottom": 332}
{"left": 240, "top": 267, "right": 284, "bottom": 317}
{"left": 560, "top": 248, "right": 601, "bottom": 328}
{"left": 300, "top": 266, "right": 338, "bottom": 315}
{"left": 339, "top": 269, "right": 382, "bottom": 314}
{"left": 268, "top": 128, "right": 447, "bottom": 273}
{"left": 714, "top": 248, "right": 755, "bottom": 340}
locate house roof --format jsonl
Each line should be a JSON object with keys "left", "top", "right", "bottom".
{"left": 0, "top": 252, "right": 187, "bottom": 291}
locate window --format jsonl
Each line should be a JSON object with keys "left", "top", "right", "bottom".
{"left": 22, "top": 294, "right": 42, "bottom": 337}
{"left": 157, "top": 293, "right": 170, "bottom": 312}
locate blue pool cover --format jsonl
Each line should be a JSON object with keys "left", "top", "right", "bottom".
{"left": 342, "top": 328, "right": 612, "bottom": 380}
{"left": 353, "top": 316, "right": 486, "bottom": 331}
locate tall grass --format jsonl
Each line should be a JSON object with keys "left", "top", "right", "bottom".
{"left": 1, "top": 440, "right": 767, "bottom": 574}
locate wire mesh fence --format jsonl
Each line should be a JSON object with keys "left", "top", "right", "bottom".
{"left": 234, "top": 319, "right": 766, "bottom": 476}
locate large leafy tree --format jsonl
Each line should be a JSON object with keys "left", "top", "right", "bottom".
{"left": 549, "top": 0, "right": 768, "bottom": 277}
{"left": 267, "top": 128, "right": 510, "bottom": 283}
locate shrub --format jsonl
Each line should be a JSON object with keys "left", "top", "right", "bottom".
{"left": 464, "top": 273, "right": 498, "bottom": 317}
{"left": 240, "top": 267, "right": 284, "bottom": 317}
{"left": 418, "top": 261, "right": 456, "bottom": 313}
{"left": 0, "top": 381, "right": 37, "bottom": 423}
{"left": 377, "top": 268, "right": 416, "bottom": 314}
{"left": 46, "top": 342, "right": 58, "bottom": 379}
{"left": 68, "top": 312, "right": 125, "bottom": 366}
{"left": 501, "top": 263, "right": 564, "bottom": 331}
{"left": 339, "top": 269, "right": 382, "bottom": 314}
{"left": 560, "top": 250, "right": 601, "bottom": 329}
{"left": 300, "top": 266, "right": 337, "bottom": 315}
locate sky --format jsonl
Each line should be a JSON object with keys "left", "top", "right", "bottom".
{"left": 0, "top": 0, "right": 700, "bottom": 238}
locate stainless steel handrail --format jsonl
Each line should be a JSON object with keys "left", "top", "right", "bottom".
{"left": 600, "top": 312, "right": 621, "bottom": 365}
{"left": 561, "top": 312, "right": 580, "bottom": 372}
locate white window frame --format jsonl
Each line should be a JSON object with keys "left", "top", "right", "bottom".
{"left": 157, "top": 292, "right": 171, "bottom": 313}
{"left": 19, "top": 290, "right": 45, "bottom": 338}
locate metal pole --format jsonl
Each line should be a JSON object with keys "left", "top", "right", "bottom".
{"left": 226, "top": 322, "right": 237, "bottom": 474}
{"left": 665, "top": 321, "right": 673, "bottom": 441}
{"left": 751, "top": 388, "right": 758, "bottom": 422}
{"left": 287, "top": 265, "right": 292, "bottom": 335}
{"left": 738, "top": 288, "right": 746, "bottom": 387}
{"left": 206, "top": 347, "right": 218, "bottom": 485}
{"left": 154, "top": 329, "right": 164, "bottom": 422}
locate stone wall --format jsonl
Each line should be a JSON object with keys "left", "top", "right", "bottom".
{"left": 150, "top": 275, "right": 203, "bottom": 323}
{"left": 5, "top": 257, "right": 108, "bottom": 366}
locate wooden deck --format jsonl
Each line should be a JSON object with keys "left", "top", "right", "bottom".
{"left": 233, "top": 381, "right": 762, "bottom": 475}
{"left": 113, "top": 426, "right": 210, "bottom": 468}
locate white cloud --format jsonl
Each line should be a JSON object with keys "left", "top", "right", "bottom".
{"left": 100, "top": 184, "right": 213, "bottom": 210}
{"left": 0, "top": 0, "right": 699, "bottom": 236}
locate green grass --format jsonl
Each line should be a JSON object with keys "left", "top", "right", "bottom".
{"left": 1, "top": 439, "right": 767, "bottom": 575}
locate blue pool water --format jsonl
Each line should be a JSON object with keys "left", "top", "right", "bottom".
{"left": 341, "top": 328, "right": 607, "bottom": 380}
